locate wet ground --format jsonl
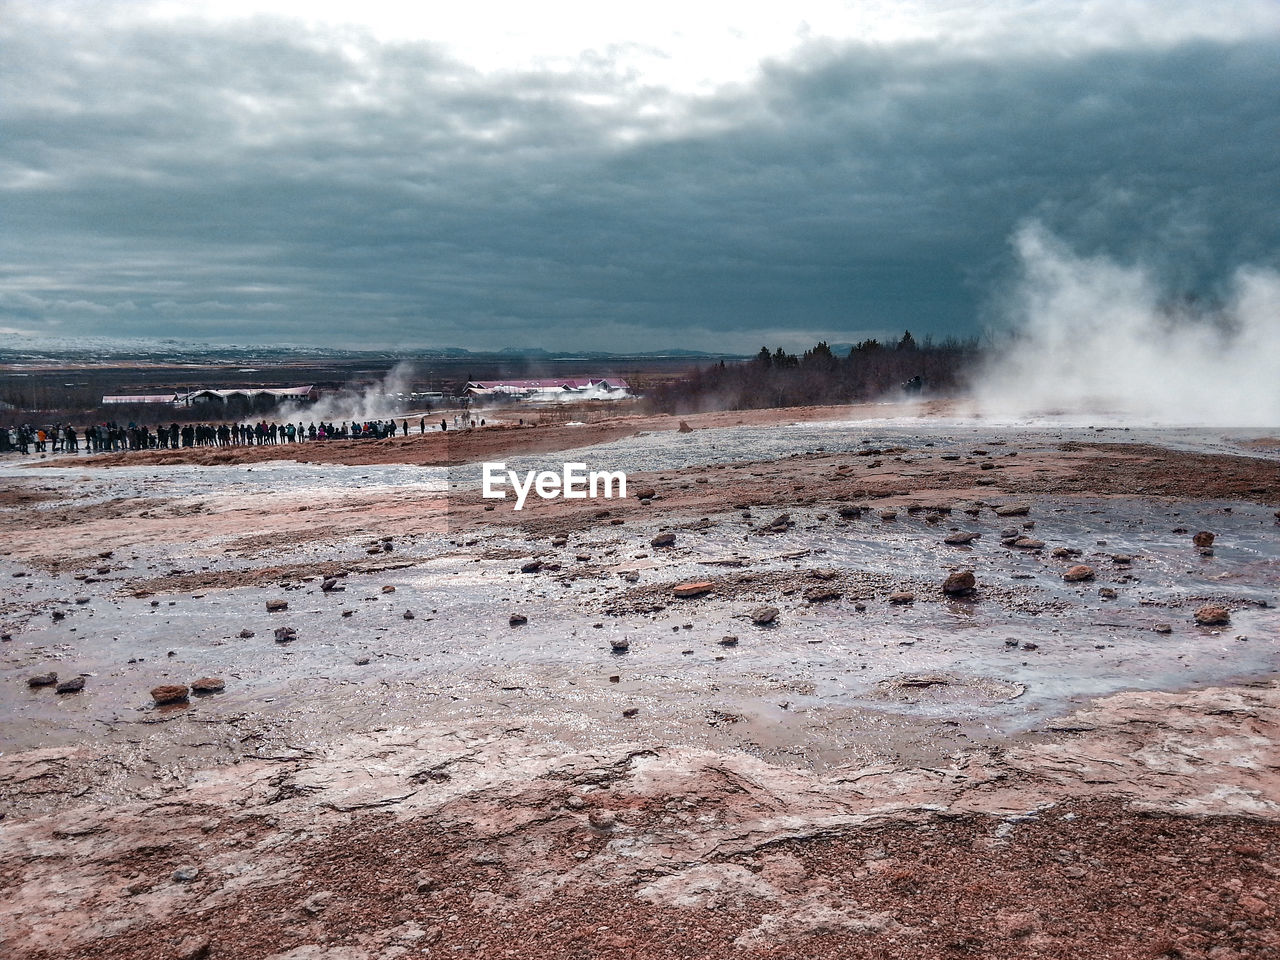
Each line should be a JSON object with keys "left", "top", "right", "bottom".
{"left": 2, "top": 414, "right": 1277, "bottom": 825}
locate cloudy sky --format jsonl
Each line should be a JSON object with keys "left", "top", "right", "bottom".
{"left": 3, "top": 1, "right": 1279, "bottom": 353}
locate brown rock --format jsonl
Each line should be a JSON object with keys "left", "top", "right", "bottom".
{"left": 55, "top": 677, "right": 85, "bottom": 694}
{"left": 651, "top": 533, "right": 676, "bottom": 548}
{"left": 381, "top": 584, "right": 396, "bottom": 594}
{"left": 677, "top": 420, "right": 693, "bottom": 433}
{"left": 1193, "top": 531, "right": 1216, "bottom": 548}
{"left": 274, "top": 626, "right": 297, "bottom": 642}
{"left": 944, "top": 531, "right": 980, "bottom": 545}
{"left": 520, "top": 560, "right": 542, "bottom": 574}
{"left": 673, "top": 581, "right": 713, "bottom": 598}
{"left": 942, "top": 570, "right": 976, "bottom": 595}
{"left": 191, "top": 677, "right": 225, "bottom": 694}
{"left": 27, "top": 672, "right": 58, "bottom": 687}
{"left": 151, "top": 684, "right": 190, "bottom": 704}
{"left": 1063, "top": 565, "right": 1096, "bottom": 582}
{"left": 1012, "top": 537, "right": 1045, "bottom": 549}
{"left": 1194, "top": 604, "right": 1230, "bottom": 626}
{"left": 265, "top": 599, "right": 288, "bottom": 612}
{"left": 888, "top": 591, "right": 915, "bottom": 604}
{"left": 749, "top": 605, "right": 779, "bottom": 624}
{"left": 994, "top": 503, "right": 1031, "bottom": 517}
{"left": 803, "top": 587, "right": 842, "bottom": 603}
{"left": 634, "top": 487, "right": 656, "bottom": 500}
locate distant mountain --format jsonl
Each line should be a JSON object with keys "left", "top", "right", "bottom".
{"left": 0, "top": 334, "right": 746, "bottom": 365}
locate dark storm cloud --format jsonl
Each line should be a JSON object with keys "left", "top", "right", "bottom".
{"left": 2, "top": 9, "right": 1278, "bottom": 351}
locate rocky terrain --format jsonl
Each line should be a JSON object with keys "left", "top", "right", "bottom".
{"left": 2, "top": 404, "right": 1279, "bottom": 959}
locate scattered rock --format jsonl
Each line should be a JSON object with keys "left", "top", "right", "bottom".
{"left": 175, "top": 936, "right": 212, "bottom": 960}
{"left": 1195, "top": 604, "right": 1230, "bottom": 626}
{"left": 274, "top": 626, "right": 297, "bottom": 643}
{"left": 803, "top": 587, "right": 842, "bottom": 603}
{"left": 403, "top": 609, "right": 415, "bottom": 620}
{"left": 944, "top": 531, "right": 980, "bottom": 545}
{"left": 381, "top": 584, "right": 396, "bottom": 594}
{"left": 677, "top": 420, "right": 693, "bottom": 433}
{"left": 1193, "top": 531, "right": 1216, "bottom": 548}
{"left": 238, "top": 628, "right": 255, "bottom": 639}
{"left": 265, "top": 599, "right": 288, "bottom": 612}
{"left": 622, "top": 707, "right": 640, "bottom": 717}
{"left": 1154, "top": 623, "right": 1173, "bottom": 634}
{"left": 509, "top": 613, "right": 528, "bottom": 627}
{"left": 1063, "top": 565, "right": 1096, "bottom": 582}
{"left": 301, "top": 891, "right": 333, "bottom": 915}
{"left": 587, "top": 809, "right": 617, "bottom": 831}
{"left": 1012, "top": 537, "right": 1045, "bottom": 549}
{"left": 321, "top": 578, "right": 339, "bottom": 592}
{"left": 634, "top": 487, "right": 656, "bottom": 500}
{"left": 610, "top": 638, "right": 630, "bottom": 653}
{"left": 151, "top": 684, "right": 190, "bottom": 705}
{"left": 749, "top": 605, "right": 779, "bottom": 625}
{"left": 172, "top": 865, "right": 200, "bottom": 883}
{"left": 942, "top": 570, "right": 976, "bottom": 595}
{"left": 888, "top": 591, "right": 915, "bottom": 605}
{"left": 878, "top": 509, "right": 897, "bottom": 521}
{"left": 191, "top": 677, "right": 225, "bottom": 694}
{"left": 651, "top": 533, "right": 676, "bottom": 548}
{"left": 1099, "top": 587, "right": 1118, "bottom": 599}
{"left": 994, "top": 503, "right": 1031, "bottom": 517}
{"left": 520, "top": 560, "right": 543, "bottom": 574}
{"left": 719, "top": 635, "right": 739, "bottom": 646}
{"left": 55, "top": 677, "right": 85, "bottom": 694}
{"left": 27, "top": 672, "right": 58, "bottom": 687}
{"left": 673, "top": 581, "right": 713, "bottom": 598}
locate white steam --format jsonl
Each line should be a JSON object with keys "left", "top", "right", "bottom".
{"left": 973, "top": 223, "right": 1280, "bottom": 426}
{"left": 273, "top": 361, "right": 418, "bottom": 423}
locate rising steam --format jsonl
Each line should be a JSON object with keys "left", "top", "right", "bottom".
{"left": 274, "top": 361, "right": 418, "bottom": 423}
{"left": 973, "top": 223, "right": 1280, "bottom": 426}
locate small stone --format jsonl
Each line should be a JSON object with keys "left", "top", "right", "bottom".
{"left": 265, "top": 599, "right": 288, "bottom": 612}
{"left": 175, "top": 936, "right": 212, "bottom": 960}
{"left": 634, "top": 487, "right": 656, "bottom": 500}
{"left": 610, "top": 638, "right": 630, "bottom": 652}
{"left": 301, "top": 891, "right": 332, "bottom": 915}
{"left": 238, "top": 629, "right": 255, "bottom": 639}
{"left": 878, "top": 509, "right": 897, "bottom": 521}
{"left": 994, "top": 503, "right": 1031, "bottom": 517}
{"left": 381, "top": 584, "right": 396, "bottom": 594}
{"left": 942, "top": 570, "right": 976, "bottom": 595}
{"left": 677, "top": 420, "right": 693, "bottom": 433}
{"left": 587, "top": 809, "right": 617, "bottom": 831}
{"left": 651, "top": 533, "right": 676, "bottom": 548}
{"left": 191, "top": 677, "right": 224, "bottom": 694}
{"left": 520, "top": 560, "right": 542, "bottom": 574}
{"left": 1063, "top": 565, "right": 1095, "bottom": 582}
{"left": 888, "top": 592, "right": 914, "bottom": 605}
{"left": 1099, "top": 587, "right": 1117, "bottom": 599}
{"left": 151, "top": 684, "right": 190, "bottom": 704}
{"left": 565, "top": 795, "right": 586, "bottom": 810}
{"left": 274, "top": 626, "right": 297, "bottom": 642}
{"left": 719, "top": 635, "right": 739, "bottom": 646}
{"left": 28, "top": 672, "right": 58, "bottom": 688}
{"left": 321, "top": 578, "right": 338, "bottom": 592}
{"left": 622, "top": 707, "right": 640, "bottom": 717}
{"left": 749, "top": 605, "right": 779, "bottom": 624}
{"left": 1153, "top": 623, "right": 1173, "bottom": 634}
{"left": 1012, "top": 537, "right": 1045, "bottom": 549}
{"left": 803, "top": 587, "right": 842, "bottom": 603}
{"left": 944, "top": 531, "right": 980, "bottom": 545}
{"left": 509, "top": 613, "right": 528, "bottom": 627}
{"left": 1194, "top": 604, "right": 1230, "bottom": 626}
{"left": 673, "top": 581, "right": 713, "bottom": 598}
{"left": 172, "top": 865, "right": 200, "bottom": 883}
{"left": 55, "top": 677, "right": 85, "bottom": 694}
{"left": 1193, "top": 531, "right": 1216, "bottom": 548}
{"left": 403, "top": 609, "right": 415, "bottom": 620}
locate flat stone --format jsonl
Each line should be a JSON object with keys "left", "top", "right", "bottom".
{"left": 151, "top": 684, "right": 190, "bottom": 704}
{"left": 673, "top": 581, "right": 713, "bottom": 598}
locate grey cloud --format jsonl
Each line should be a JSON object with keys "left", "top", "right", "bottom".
{"left": 1, "top": 9, "right": 1278, "bottom": 352}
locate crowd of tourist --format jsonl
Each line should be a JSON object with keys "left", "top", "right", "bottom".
{"left": 0, "top": 415, "right": 491, "bottom": 455}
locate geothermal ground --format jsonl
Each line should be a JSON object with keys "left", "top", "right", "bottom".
{"left": 2, "top": 403, "right": 1280, "bottom": 960}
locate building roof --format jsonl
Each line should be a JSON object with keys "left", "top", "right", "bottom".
{"left": 102, "top": 393, "right": 181, "bottom": 404}
{"left": 466, "top": 378, "right": 629, "bottom": 390}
